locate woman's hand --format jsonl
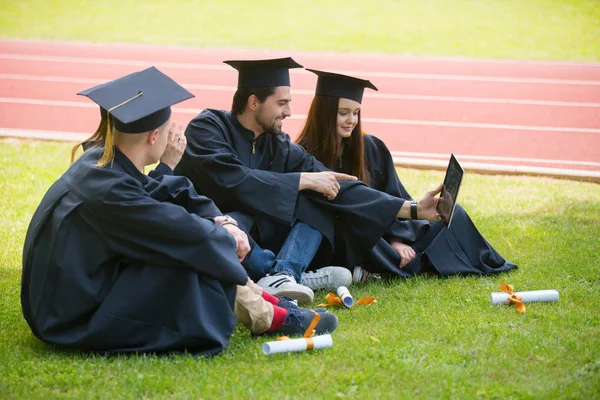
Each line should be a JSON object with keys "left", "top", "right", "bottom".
{"left": 416, "top": 182, "right": 444, "bottom": 221}
{"left": 390, "top": 239, "right": 416, "bottom": 268}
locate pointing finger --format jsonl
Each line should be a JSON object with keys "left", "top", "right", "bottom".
{"left": 333, "top": 172, "right": 358, "bottom": 181}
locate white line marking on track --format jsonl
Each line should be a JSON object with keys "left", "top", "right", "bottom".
{"left": 2, "top": 97, "right": 599, "bottom": 133}
{"left": 356, "top": 117, "right": 600, "bottom": 133}
{"left": 3, "top": 38, "right": 600, "bottom": 68}
{"left": 392, "top": 157, "right": 600, "bottom": 181}
{"left": 1, "top": 74, "right": 599, "bottom": 107}
{"left": 389, "top": 151, "right": 600, "bottom": 167}
{"left": 0, "top": 53, "right": 230, "bottom": 71}
{"left": 1, "top": 53, "right": 599, "bottom": 85}
{"left": 2, "top": 128, "right": 598, "bottom": 180}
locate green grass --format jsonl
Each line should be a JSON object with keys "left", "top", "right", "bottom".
{"left": 1, "top": 0, "right": 599, "bottom": 61}
{"left": 1, "top": 139, "right": 599, "bottom": 399}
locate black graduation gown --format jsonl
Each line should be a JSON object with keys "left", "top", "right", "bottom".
{"left": 21, "top": 148, "right": 248, "bottom": 355}
{"left": 335, "top": 134, "right": 517, "bottom": 277}
{"left": 175, "top": 109, "right": 404, "bottom": 267}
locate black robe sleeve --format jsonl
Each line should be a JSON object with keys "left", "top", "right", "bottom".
{"left": 85, "top": 174, "right": 246, "bottom": 285}
{"left": 363, "top": 135, "right": 430, "bottom": 244}
{"left": 145, "top": 174, "right": 223, "bottom": 218}
{"left": 178, "top": 111, "right": 302, "bottom": 226}
{"left": 148, "top": 162, "right": 173, "bottom": 179}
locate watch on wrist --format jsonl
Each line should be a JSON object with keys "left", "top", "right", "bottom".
{"left": 410, "top": 201, "right": 418, "bottom": 220}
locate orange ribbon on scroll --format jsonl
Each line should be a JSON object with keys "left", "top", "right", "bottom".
{"left": 276, "top": 310, "right": 320, "bottom": 349}
{"left": 317, "top": 292, "right": 377, "bottom": 308}
{"left": 499, "top": 282, "right": 526, "bottom": 313}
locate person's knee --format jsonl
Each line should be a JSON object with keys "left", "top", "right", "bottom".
{"left": 234, "top": 285, "right": 273, "bottom": 334}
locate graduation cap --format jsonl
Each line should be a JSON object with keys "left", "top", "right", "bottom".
{"left": 78, "top": 66, "right": 194, "bottom": 166}
{"left": 223, "top": 57, "right": 303, "bottom": 88}
{"left": 306, "top": 69, "right": 378, "bottom": 103}
{"left": 78, "top": 67, "right": 193, "bottom": 133}
{"left": 77, "top": 82, "right": 110, "bottom": 120}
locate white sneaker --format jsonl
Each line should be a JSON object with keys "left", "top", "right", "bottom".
{"left": 352, "top": 266, "right": 381, "bottom": 284}
{"left": 300, "top": 267, "right": 352, "bottom": 291}
{"left": 257, "top": 273, "right": 314, "bottom": 304}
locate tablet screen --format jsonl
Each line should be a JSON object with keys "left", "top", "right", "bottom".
{"left": 436, "top": 154, "right": 464, "bottom": 227}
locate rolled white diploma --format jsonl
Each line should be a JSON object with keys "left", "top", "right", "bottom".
{"left": 336, "top": 286, "right": 354, "bottom": 308}
{"left": 490, "top": 290, "right": 559, "bottom": 304}
{"left": 262, "top": 334, "right": 333, "bottom": 355}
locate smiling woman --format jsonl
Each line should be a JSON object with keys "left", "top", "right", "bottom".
{"left": 296, "top": 68, "right": 518, "bottom": 279}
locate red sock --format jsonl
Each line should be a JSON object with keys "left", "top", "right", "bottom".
{"left": 261, "top": 291, "right": 280, "bottom": 305}
{"left": 268, "top": 305, "right": 288, "bottom": 331}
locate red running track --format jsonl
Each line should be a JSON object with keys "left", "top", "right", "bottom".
{"left": 1, "top": 39, "right": 599, "bottom": 180}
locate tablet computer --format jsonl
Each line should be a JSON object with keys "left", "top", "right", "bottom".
{"left": 436, "top": 154, "right": 464, "bottom": 227}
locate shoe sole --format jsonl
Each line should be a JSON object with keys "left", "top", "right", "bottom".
{"left": 265, "top": 288, "right": 314, "bottom": 304}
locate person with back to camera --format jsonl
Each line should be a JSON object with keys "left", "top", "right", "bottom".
{"left": 21, "top": 67, "right": 338, "bottom": 356}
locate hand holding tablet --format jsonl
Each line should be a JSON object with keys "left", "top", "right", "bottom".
{"left": 436, "top": 154, "right": 464, "bottom": 227}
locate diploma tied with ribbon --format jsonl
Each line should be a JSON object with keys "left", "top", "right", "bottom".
{"left": 336, "top": 286, "right": 354, "bottom": 308}
{"left": 262, "top": 334, "right": 333, "bottom": 355}
{"left": 492, "top": 282, "right": 559, "bottom": 313}
{"left": 262, "top": 310, "right": 333, "bottom": 355}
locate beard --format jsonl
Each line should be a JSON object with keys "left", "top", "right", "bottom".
{"left": 256, "top": 110, "right": 283, "bottom": 135}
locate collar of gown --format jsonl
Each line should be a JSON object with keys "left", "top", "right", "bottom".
{"left": 228, "top": 111, "right": 257, "bottom": 142}
{"left": 113, "top": 147, "right": 149, "bottom": 185}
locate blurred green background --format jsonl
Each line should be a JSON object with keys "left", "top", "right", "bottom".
{"left": 1, "top": 0, "right": 599, "bottom": 60}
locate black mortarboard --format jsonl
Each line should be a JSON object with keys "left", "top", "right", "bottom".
{"left": 77, "top": 83, "right": 109, "bottom": 120}
{"left": 78, "top": 67, "right": 194, "bottom": 133}
{"left": 223, "top": 57, "right": 303, "bottom": 89}
{"left": 306, "top": 69, "right": 378, "bottom": 103}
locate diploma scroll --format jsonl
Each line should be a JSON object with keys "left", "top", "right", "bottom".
{"left": 491, "top": 290, "right": 559, "bottom": 304}
{"left": 336, "top": 286, "right": 354, "bottom": 308}
{"left": 262, "top": 334, "right": 333, "bottom": 355}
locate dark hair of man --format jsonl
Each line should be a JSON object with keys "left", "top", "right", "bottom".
{"left": 231, "top": 87, "right": 277, "bottom": 115}
{"left": 296, "top": 95, "right": 371, "bottom": 185}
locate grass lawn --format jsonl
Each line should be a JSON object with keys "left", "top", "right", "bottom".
{"left": 1, "top": 139, "right": 599, "bottom": 399}
{"left": 1, "top": 0, "right": 600, "bottom": 61}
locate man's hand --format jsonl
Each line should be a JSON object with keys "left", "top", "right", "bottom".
{"left": 160, "top": 121, "right": 186, "bottom": 170}
{"left": 390, "top": 239, "right": 416, "bottom": 268}
{"left": 221, "top": 224, "right": 251, "bottom": 261}
{"left": 416, "top": 182, "right": 444, "bottom": 221}
{"left": 299, "top": 171, "right": 358, "bottom": 200}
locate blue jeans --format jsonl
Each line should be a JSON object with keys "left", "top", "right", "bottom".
{"left": 247, "top": 221, "right": 322, "bottom": 282}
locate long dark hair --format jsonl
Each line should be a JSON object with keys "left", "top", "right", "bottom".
{"left": 296, "top": 95, "right": 370, "bottom": 185}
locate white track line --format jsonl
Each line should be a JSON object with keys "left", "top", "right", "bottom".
{"left": 392, "top": 156, "right": 600, "bottom": 182}
{"left": 356, "top": 117, "right": 600, "bottom": 133}
{"left": 2, "top": 97, "right": 599, "bottom": 133}
{"left": 0, "top": 128, "right": 87, "bottom": 141}
{"left": 2, "top": 73, "right": 599, "bottom": 107}
{"left": 390, "top": 151, "right": 600, "bottom": 167}
{"left": 1, "top": 53, "right": 599, "bottom": 85}
{"left": 2, "top": 128, "right": 598, "bottom": 182}
{"left": 3, "top": 38, "right": 600, "bottom": 68}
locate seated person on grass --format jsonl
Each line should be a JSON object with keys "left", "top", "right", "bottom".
{"left": 296, "top": 69, "right": 517, "bottom": 280}
{"left": 21, "top": 67, "right": 337, "bottom": 356}
{"left": 175, "top": 58, "right": 445, "bottom": 304}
